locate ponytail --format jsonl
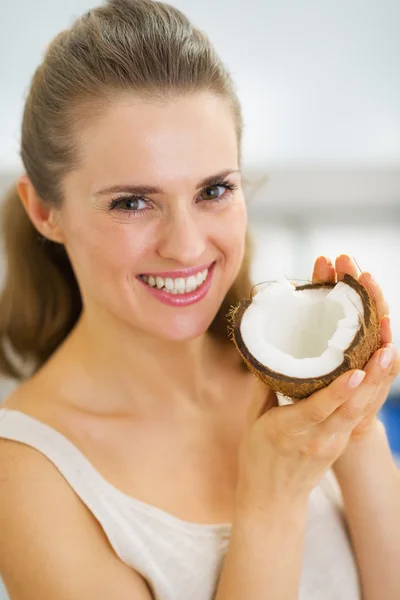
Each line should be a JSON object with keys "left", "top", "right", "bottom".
{"left": 0, "top": 0, "right": 254, "bottom": 379}
{"left": 0, "top": 183, "right": 82, "bottom": 380}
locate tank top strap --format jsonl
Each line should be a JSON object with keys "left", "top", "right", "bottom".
{"left": 0, "top": 407, "right": 112, "bottom": 511}
{"left": 0, "top": 406, "right": 176, "bottom": 576}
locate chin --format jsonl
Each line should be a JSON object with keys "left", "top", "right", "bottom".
{"left": 146, "top": 312, "right": 216, "bottom": 342}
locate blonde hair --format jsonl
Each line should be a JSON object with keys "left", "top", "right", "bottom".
{"left": 0, "top": 0, "right": 253, "bottom": 380}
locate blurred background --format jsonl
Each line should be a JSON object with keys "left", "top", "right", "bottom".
{"left": 0, "top": 1, "right": 399, "bottom": 594}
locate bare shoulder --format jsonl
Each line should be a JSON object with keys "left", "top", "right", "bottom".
{"left": 0, "top": 406, "right": 153, "bottom": 599}
{"left": 1, "top": 375, "right": 46, "bottom": 413}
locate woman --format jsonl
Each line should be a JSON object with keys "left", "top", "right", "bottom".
{"left": 0, "top": 1, "right": 399, "bottom": 599}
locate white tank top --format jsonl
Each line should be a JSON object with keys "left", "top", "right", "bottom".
{"left": 0, "top": 407, "right": 361, "bottom": 599}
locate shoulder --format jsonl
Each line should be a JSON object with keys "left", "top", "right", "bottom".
{"left": 0, "top": 431, "right": 88, "bottom": 576}
{"left": 0, "top": 424, "right": 152, "bottom": 599}
{"left": 0, "top": 385, "right": 98, "bottom": 586}
{"left": 0, "top": 380, "right": 91, "bottom": 528}
{"left": 1, "top": 375, "right": 45, "bottom": 412}
{"left": 0, "top": 428, "right": 88, "bottom": 533}
{"left": 0, "top": 380, "right": 40, "bottom": 412}
{"left": 1, "top": 375, "right": 77, "bottom": 437}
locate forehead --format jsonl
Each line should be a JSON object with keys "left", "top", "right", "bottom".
{"left": 77, "top": 93, "right": 239, "bottom": 189}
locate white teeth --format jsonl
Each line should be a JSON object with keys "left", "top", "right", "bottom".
{"left": 164, "top": 278, "right": 174, "bottom": 290}
{"left": 174, "top": 277, "right": 186, "bottom": 292}
{"left": 141, "top": 267, "right": 210, "bottom": 294}
{"left": 185, "top": 275, "right": 197, "bottom": 292}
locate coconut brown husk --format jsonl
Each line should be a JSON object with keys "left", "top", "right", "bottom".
{"left": 227, "top": 273, "right": 381, "bottom": 400}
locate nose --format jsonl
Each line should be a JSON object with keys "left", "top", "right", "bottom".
{"left": 157, "top": 210, "right": 207, "bottom": 266}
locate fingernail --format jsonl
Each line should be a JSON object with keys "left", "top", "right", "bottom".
{"left": 380, "top": 345, "right": 395, "bottom": 369}
{"left": 348, "top": 370, "right": 366, "bottom": 388}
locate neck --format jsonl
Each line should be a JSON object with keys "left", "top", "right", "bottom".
{"left": 46, "top": 307, "right": 236, "bottom": 417}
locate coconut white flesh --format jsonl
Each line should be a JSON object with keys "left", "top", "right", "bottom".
{"left": 240, "top": 279, "right": 364, "bottom": 378}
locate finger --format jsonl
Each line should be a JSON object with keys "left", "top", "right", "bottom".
{"left": 335, "top": 254, "right": 360, "bottom": 281}
{"left": 315, "top": 396, "right": 367, "bottom": 439}
{"left": 380, "top": 315, "right": 392, "bottom": 345}
{"left": 313, "top": 364, "right": 383, "bottom": 437}
{"left": 384, "top": 343, "right": 400, "bottom": 380}
{"left": 359, "top": 271, "right": 390, "bottom": 317}
{"left": 312, "top": 256, "right": 336, "bottom": 284}
{"left": 340, "top": 343, "right": 399, "bottom": 420}
{"left": 373, "top": 379, "right": 394, "bottom": 413}
{"left": 279, "top": 368, "right": 366, "bottom": 435}
{"left": 370, "top": 345, "right": 400, "bottom": 410}
{"left": 345, "top": 343, "right": 400, "bottom": 429}
{"left": 359, "top": 380, "right": 389, "bottom": 423}
{"left": 363, "top": 343, "right": 398, "bottom": 384}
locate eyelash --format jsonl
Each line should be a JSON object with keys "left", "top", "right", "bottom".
{"left": 107, "top": 178, "right": 238, "bottom": 217}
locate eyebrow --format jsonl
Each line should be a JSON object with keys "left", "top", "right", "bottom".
{"left": 92, "top": 169, "right": 241, "bottom": 197}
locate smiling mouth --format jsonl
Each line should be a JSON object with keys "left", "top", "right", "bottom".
{"left": 139, "top": 267, "right": 209, "bottom": 294}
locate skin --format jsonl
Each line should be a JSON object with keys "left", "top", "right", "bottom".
{"left": 9, "top": 93, "right": 400, "bottom": 599}
{"left": 15, "top": 92, "right": 400, "bottom": 437}
{"left": 311, "top": 253, "right": 399, "bottom": 444}
{"left": 17, "top": 93, "right": 249, "bottom": 417}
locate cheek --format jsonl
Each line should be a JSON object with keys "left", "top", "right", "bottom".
{"left": 214, "top": 198, "right": 248, "bottom": 257}
{"left": 62, "top": 196, "right": 247, "bottom": 289}
{"left": 64, "top": 218, "right": 149, "bottom": 285}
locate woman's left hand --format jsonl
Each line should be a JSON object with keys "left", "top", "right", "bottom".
{"left": 312, "top": 254, "right": 400, "bottom": 442}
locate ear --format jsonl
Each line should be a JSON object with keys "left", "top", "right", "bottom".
{"left": 17, "top": 175, "right": 65, "bottom": 244}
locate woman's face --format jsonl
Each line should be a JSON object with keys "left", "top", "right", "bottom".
{"left": 59, "top": 93, "right": 247, "bottom": 341}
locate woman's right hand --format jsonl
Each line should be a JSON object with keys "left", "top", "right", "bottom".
{"left": 235, "top": 368, "right": 369, "bottom": 511}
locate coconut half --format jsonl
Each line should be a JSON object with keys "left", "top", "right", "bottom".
{"left": 228, "top": 273, "right": 381, "bottom": 400}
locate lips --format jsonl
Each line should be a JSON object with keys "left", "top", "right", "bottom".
{"left": 139, "top": 261, "right": 215, "bottom": 279}
{"left": 137, "top": 261, "right": 216, "bottom": 307}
